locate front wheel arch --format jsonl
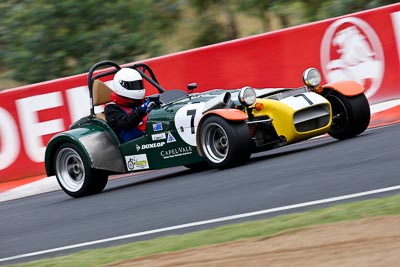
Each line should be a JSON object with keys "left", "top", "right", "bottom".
{"left": 45, "top": 137, "right": 92, "bottom": 177}
{"left": 196, "top": 110, "right": 248, "bottom": 157}
{"left": 322, "top": 80, "right": 365, "bottom": 97}
{"left": 53, "top": 142, "right": 108, "bottom": 197}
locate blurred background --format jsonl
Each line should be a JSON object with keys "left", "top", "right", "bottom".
{"left": 0, "top": 0, "right": 397, "bottom": 89}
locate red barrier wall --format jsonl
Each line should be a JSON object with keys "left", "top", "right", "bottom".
{"left": 1, "top": 3, "right": 399, "bottom": 182}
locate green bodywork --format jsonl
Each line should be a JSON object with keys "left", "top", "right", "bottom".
{"left": 119, "top": 103, "right": 204, "bottom": 171}
{"left": 44, "top": 98, "right": 207, "bottom": 177}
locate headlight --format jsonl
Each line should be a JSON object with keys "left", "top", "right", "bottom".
{"left": 238, "top": 86, "right": 256, "bottom": 106}
{"left": 302, "top": 68, "right": 321, "bottom": 87}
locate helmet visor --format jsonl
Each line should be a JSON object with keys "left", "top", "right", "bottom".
{"left": 119, "top": 79, "right": 144, "bottom": 91}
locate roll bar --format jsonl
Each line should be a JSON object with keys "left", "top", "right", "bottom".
{"left": 87, "top": 60, "right": 166, "bottom": 117}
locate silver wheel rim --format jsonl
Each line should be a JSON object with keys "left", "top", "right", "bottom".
{"left": 201, "top": 122, "right": 229, "bottom": 163}
{"left": 55, "top": 147, "right": 85, "bottom": 192}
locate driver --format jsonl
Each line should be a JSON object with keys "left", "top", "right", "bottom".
{"left": 104, "top": 68, "right": 154, "bottom": 143}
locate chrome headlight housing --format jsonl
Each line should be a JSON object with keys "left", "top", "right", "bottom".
{"left": 238, "top": 86, "right": 256, "bottom": 106}
{"left": 302, "top": 68, "right": 321, "bottom": 87}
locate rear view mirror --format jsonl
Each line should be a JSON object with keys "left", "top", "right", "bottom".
{"left": 187, "top": 82, "right": 197, "bottom": 92}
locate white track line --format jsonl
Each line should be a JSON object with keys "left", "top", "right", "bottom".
{"left": 1, "top": 185, "right": 399, "bottom": 263}
{"left": 370, "top": 99, "right": 400, "bottom": 114}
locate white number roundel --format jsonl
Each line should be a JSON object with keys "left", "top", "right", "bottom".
{"left": 174, "top": 103, "right": 205, "bottom": 146}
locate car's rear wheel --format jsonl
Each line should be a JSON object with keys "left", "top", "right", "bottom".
{"left": 325, "top": 90, "right": 370, "bottom": 140}
{"left": 198, "top": 115, "right": 252, "bottom": 169}
{"left": 54, "top": 143, "right": 108, "bottom": 198}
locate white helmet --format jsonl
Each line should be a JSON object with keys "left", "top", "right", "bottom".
{"left": 113, "top": 68, "right": 145, "bottom": 100}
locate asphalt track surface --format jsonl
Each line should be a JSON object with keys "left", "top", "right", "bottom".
{"left": 1, "top": 123, "right": 400, "bottom": 265}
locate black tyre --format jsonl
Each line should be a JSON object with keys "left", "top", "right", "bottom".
{"left": 325, "top": 90, "right": 370, "bottom": 140}
{"left": 198, "top": 115, "right": 252, "bottom": 169}
{"left": 54, "top": 143, "right": 108, "bottom": 198}
{"left": 184, "top": 161, "right": 211, "bottom": 172}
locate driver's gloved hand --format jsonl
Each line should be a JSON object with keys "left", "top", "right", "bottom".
{"left": 140, "top": 99, "right": 149, "bottom": 113}
{"left": 140, "top": 99, "right": 156, "bottom": 113}
{"left": 146, "top": 101, "right": 156, "bottom": 112}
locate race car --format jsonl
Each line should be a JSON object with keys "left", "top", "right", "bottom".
{"left": 44, "top": 60, "right": 370, "bottom": 197}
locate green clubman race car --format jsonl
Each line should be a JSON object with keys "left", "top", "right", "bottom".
{"left": 44, "top": 60, "right": 370, "bottom": 197}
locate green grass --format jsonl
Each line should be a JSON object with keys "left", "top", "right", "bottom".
{"left": 6, "top": 193, "right": 400, "bottom": 267}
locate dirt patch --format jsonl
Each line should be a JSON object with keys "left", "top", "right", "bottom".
{"left": 105, "top": 216, "right": 400, "bottom": 267}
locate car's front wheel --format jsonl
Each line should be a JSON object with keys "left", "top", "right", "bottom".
{"left": 198, "top": 115, "right": 252, "bottom": 169}
{"left": 325, "top": 90, "right": 370, "bottom": 140}
{"left": 54, "top": 143, "right": 108, "bottom": 198}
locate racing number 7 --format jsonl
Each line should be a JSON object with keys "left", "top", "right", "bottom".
{"left": 187, "top": 109, "right": 196, "bottom": 134}
{"left": 294, "top": 94, "right": 313, "bottom": 105}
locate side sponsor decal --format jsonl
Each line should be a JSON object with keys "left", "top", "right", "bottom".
{"left": 125, "top": 154, "right": 149, "bottom": 171}
{"left": 160, "top": 146, "right": 193, "bottom": 159}
{"left": 136, "top": 142, "right": 166, "bottom": 152}
{"left": 166, "top": 132, "right": 176, "bottom": 143}
{"left": 152, "top": 123, "right": 163, "bottom": 131}
{"left": 152, "top": 133, "right": 166, "bottom": 141}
